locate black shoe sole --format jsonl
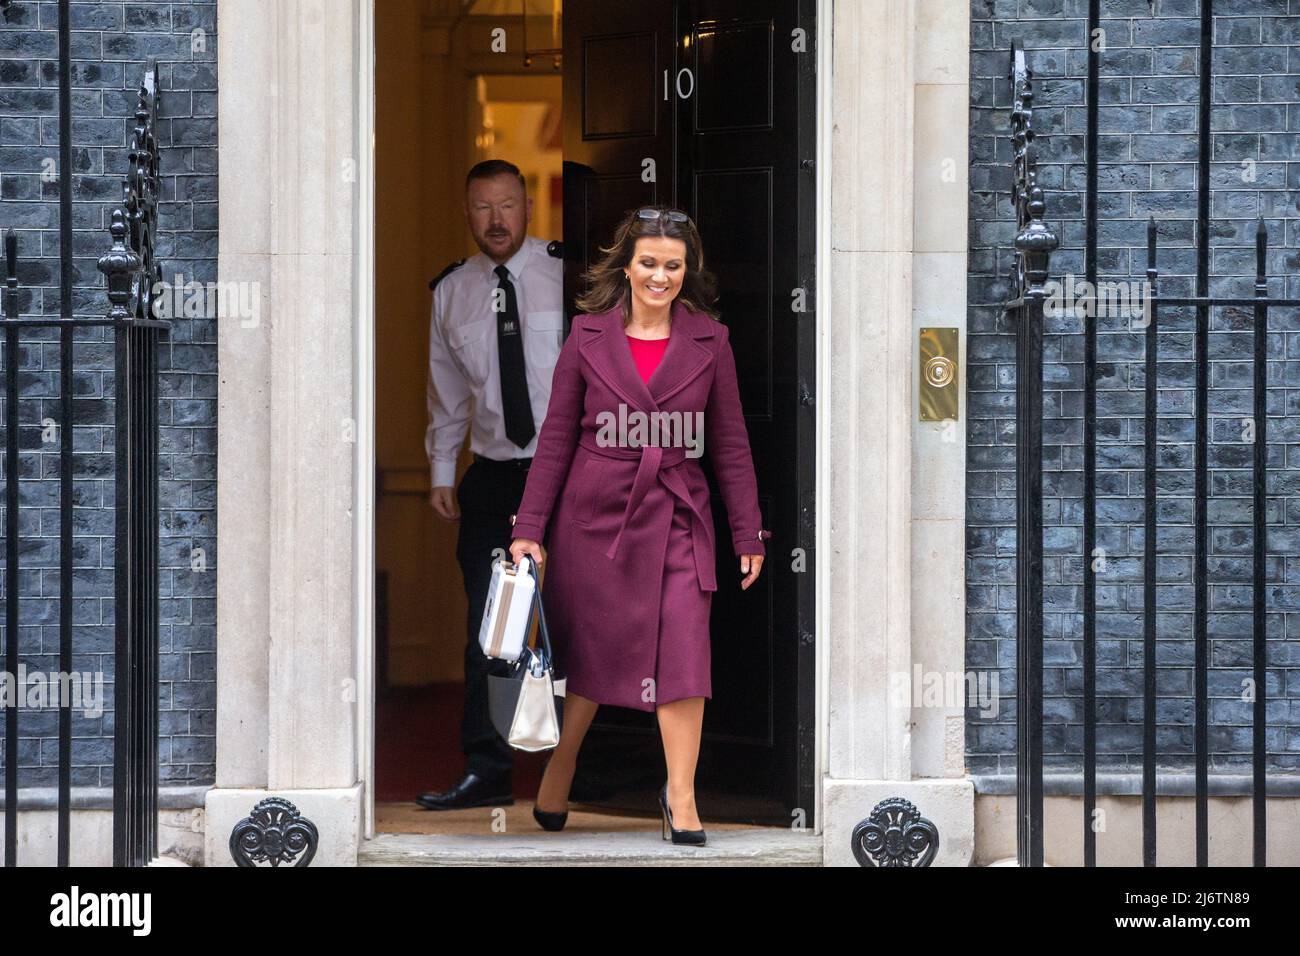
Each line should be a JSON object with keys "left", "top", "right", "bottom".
{"left": 416, "top": 794, "right": 515, "bottom": 811}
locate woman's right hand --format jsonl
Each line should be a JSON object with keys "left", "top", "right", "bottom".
{"left": 510, "top": 537, "right": 545, "bottom": 570}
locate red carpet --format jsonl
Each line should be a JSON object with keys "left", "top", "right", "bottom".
{"left": 374, "top": 683, "right": 549, "bottom": 803}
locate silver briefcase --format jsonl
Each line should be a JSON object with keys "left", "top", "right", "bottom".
{"left": 478, "top": 554, "right": 538, "bottom": 662}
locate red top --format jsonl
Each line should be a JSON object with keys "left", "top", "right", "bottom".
{"left": 626, "top": 332, "right": 670, "bottom": 384}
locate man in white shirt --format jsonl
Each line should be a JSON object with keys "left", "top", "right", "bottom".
{"left": 417, "top": 159, "right": 565, "bottom": 811}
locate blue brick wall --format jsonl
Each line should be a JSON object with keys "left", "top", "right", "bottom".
{"left": 969, "top": 0, "right": 1300, "bottom": 777}
{"left": 0, "top": 1, "right": 216, "bottom": 787}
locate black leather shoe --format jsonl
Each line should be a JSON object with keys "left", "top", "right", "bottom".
{"left": 416, "top": 772, "right": 513, "bottom": 810}
{"left": 658, "top": 783, "right": 706, "bottom": 846}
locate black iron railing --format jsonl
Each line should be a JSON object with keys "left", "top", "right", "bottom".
{"left": 1005, "top": 40, "right": 1057, "bottom": 869}
{"left": 1, "top": 0, "right": 165, "bottom": 867}
{"left": 1008, "top": 0, "right": 1283, "bottom": 868}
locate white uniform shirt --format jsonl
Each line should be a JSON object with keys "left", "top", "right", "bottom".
{"left": 426, "top": 235, "right": 566, "bottom": 488}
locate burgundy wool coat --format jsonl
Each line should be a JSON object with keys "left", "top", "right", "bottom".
{"left": 510, "top": 300, "right": 770, "bottom": 712}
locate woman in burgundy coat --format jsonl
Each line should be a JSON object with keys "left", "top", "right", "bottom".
{"left": 508, "top": 206, "right": 768, "bottom": 845}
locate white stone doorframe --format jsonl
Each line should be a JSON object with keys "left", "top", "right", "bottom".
{"left": 209, "top": 0, "right": 371, "bottom": 866}
{"left": 357, "top": 0, "right": 378, "bottom": 845}
{"left": 209, "top": 0, "right": 975, "bottom": 867}
{"left": 816, "top": 0, "right": 975, "bottom": 866}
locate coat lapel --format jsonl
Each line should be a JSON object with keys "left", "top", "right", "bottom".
{"left": 578, "top": 300, "right": 717, "bottom": 412}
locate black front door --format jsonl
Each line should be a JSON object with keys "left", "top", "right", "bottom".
{"left": 561, "top": 0, "right": 815, "bottom": 825}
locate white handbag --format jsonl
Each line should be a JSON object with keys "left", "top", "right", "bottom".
{"left": 485, "top": 555, "right": 567, "bottom": 751}
{"left": 500, "top": 650, "right": 567, "bottom": 751}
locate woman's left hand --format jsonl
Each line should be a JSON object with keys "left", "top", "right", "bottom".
{"left": 739, "top": 554, "right": 764, "bottom": 590}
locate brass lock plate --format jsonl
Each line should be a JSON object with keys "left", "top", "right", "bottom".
{"left": 919, "top": 327, "right": 958, "bottom": 422}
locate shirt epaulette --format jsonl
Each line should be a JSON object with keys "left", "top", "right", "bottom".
{"left": 428, "top": 258, "right": 467, "bottom": 291}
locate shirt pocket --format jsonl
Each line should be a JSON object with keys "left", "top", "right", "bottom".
{"left": 523, "top": 310, "right": 565, "bottom": 373}
{"left": 447, "top": 316, "right": 495, "bottom": 388}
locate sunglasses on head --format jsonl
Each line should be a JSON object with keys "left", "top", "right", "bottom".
{"left": 636, "top": 207, "right": 690, "bottom": 224}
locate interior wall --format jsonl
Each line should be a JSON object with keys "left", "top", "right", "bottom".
{"left": 375, "top": 1, "right": 564, "bottom": 686}
{"left": 471, "top": 74, "right": 564, "bottom": 243}
{"left": 376, "top": 0, "right": 464, "bottom": 685}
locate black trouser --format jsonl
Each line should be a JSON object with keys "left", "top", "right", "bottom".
{"left": 455, "top": 455, "right": 532, "bottom": 782}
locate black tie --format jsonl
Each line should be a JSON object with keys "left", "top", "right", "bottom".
{"left": 494, "top": 264, "right": 535, "bottom": 448}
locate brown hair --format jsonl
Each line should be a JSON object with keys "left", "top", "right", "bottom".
{"left": 466, "top": 159, "right": 526, "bottom": 194}
{"left": 574, "top": 205, "right": 719, "bottom": 321}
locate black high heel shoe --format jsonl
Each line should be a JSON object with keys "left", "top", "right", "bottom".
{"left": 532, "top": 757, "right": 569, "bottom": 831}
{"left": 658, "top": 783, "right": 706, "bottom": 846}
{"left": 532, "top": 804, "right": 568, "bottom": 832}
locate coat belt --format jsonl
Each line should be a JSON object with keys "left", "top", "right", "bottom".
{"left": 578, "top": 433, "right": 716, "bottom": 591}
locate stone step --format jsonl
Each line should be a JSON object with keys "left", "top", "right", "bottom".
{"left": 360, "top": 828, "right": 823, "bottom": 866}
